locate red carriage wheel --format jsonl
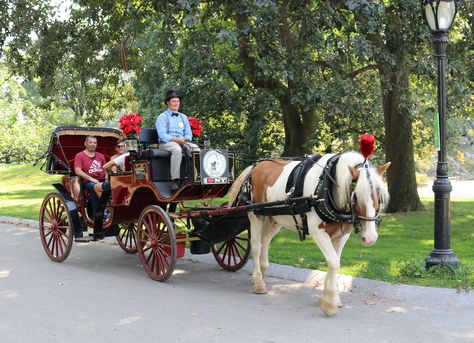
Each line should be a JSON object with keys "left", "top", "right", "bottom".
{"left": 137, "top": 205, "right": 176, "bottom": 281}
{"left": 211, "top": 228, "right": 251, "bottom": 271}
{"left": 39, "top": 193, "right": 74, "bottom": 262}
{"left": 116, "top": 222, "right": 138, "bottom": 254}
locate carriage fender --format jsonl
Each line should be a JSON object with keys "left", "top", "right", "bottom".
{"left": 52, "top": 183, "right": 83, "bottom": 236}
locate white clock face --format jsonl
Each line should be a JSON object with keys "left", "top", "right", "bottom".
{"left": 202, "top": 149, "right": 227, "bottom": 178}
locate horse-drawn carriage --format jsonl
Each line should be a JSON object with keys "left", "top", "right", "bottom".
{"left": 39, "top": 126, "right": 251, "bottom": 281}
{"left": 40, "top": 126, "right": 390, "bottom": 316}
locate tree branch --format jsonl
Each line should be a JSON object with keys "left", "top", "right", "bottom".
{"left": 233, "top": 11, "right": 281, "bottom": 91}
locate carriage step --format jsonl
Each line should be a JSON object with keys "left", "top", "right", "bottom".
{"left": 75, "top": 235, "right": 94, "bottom": 243}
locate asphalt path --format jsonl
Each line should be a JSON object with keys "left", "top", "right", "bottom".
{"left": 417, "top": 180, "right": 474, "bottom": 199}
{"left": 1, "top": 221, "right": 473, "bottom": 343}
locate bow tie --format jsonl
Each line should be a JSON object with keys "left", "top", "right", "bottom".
{"left": 171, "top": 112, "right": 179, "bottom": 117}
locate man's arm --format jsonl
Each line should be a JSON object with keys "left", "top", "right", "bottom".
{"left": 74, "top": 167, "right": 99, "bottom": 184}
{"left": 156, "top": 113, "right": 172, "bottom": 143}
{"left": 183, "top": 116, "right": 192, "bottom": 141}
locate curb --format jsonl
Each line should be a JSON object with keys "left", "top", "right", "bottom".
{"left": 2, "top": 215, "right": 473, "bottom": 306}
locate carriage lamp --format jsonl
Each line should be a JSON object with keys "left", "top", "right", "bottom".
{"left": 422, "top": 0, "right": 460, "bottom": 269}
{"left": 125, "top": 135, "right": 138, "bottom": 152}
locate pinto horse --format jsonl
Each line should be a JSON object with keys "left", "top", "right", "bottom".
{"left": 228, "top": 151, "right": 390, "bottom": 316}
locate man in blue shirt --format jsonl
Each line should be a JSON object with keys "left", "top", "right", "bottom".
{"left": 156, "top": 90, "right": 199, "bottom": 191}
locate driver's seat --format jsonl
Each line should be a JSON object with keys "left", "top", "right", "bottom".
{"left": 138, "top": 128, "right": 190, "bottom": 182}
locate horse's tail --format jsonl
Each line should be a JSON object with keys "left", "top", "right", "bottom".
{"left": 227, "top": 165, "right": 253, "bottom": 208}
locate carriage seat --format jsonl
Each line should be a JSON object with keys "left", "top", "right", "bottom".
{"left": 139, "top": 128, "right": 170, "bottom": 158}
{"left": 138, "top": 128, "right": 189, "bottom": 181}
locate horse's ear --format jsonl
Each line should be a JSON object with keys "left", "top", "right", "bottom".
{"left": 377, "top": 162, "right": 391, "bottom": 176}
{"left": 349, "top": 166, "right": 359, "bottom": 179}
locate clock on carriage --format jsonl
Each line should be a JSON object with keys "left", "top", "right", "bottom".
{"left": 200, "top": 149, "right": 229, "bottom": 184}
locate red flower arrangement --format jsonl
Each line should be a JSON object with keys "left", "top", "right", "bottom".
{"left": 188, "top": 117, "right": 204, "bottom": 137}
{"left": 119, "top": 112, "right": 142, "bottom": 135}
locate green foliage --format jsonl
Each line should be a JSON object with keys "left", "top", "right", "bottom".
{"left": 0, "top": 63, "right": 56, "bottom": 163}
{"left": 2, "top": 0, "right": 473, "bottom": 210}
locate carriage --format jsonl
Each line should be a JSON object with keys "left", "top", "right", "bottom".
{"left": 39, "top": 126, "right": 251, "bottom": 281}
{"left": 40, "top": 126, "right": 390, "bottom": 316}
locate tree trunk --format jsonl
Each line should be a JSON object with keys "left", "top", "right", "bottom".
{"left": 278, "top": 92, "right": 310, "bottom": 157}
{"left": 379, "top": 63, "right": 423, "bottom": 212}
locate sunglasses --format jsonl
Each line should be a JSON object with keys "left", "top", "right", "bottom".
{"left": 117, "top": 145, "right": 125, "bottom": 148}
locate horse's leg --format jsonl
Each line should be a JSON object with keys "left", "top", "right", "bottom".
{"left": 309, "top": 225, "right": 340, "bottom": 317}
{"left": 259, "top": 219, "right": 281, "bottom": 277}
{"left": 331, "top": 232, "right": 351, "bottom": 308}
{"left": 249, "top": 214, "right": 267, "bottom": 294}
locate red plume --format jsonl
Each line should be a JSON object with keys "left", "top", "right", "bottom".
{"left": 359, "top": 133, "right": 376, "bottom": 159}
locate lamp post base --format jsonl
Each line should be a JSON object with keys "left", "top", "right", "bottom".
{"left": 425, "top": 249, "right": 460, "bottom": 269}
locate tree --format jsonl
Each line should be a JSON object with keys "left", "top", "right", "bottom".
{"left": 3, "top": 0, "right": 472, "bottom": 213}
{"left": 3, "top": 0, "right": 132, "bottom": 125}
{"left": 0, "top": 63, "right": 68, "bottom": 163}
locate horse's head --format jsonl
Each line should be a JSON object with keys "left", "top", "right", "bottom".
{"left": 335, "top": 152, "right": 390, "bottom": 246}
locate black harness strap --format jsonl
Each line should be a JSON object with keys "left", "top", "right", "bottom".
{"left": 235, "top": 154, "right": 383, "bottom": 243}
{"left": 313, "top": 154, "right": 354, "bottom": 224}
{"left": 282, "top": 154, "right": 322, "bottom": 240}
{"left": 285, "top": 154, "right": 322, "bottom": 197}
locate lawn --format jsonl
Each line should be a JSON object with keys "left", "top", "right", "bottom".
{"left": 1, "top": 163, "right": 473, "bottom": 289}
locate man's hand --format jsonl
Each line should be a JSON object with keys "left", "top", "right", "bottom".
{"left": 172, "top": 137, "right": 187, "bottom": 146}
{"left": 75, "top": 167, "right": 99, "bottom": 184}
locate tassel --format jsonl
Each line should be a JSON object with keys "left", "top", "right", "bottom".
{"left": 360, "top": 133, "right": 375, "bottom": 159}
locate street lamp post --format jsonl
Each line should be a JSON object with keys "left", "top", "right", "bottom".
{"left": 422, "top": 0, "right": 460, "bottom": 269}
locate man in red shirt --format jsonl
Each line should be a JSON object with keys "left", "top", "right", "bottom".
{"left": 74, "top": 136, "right": 110, "bottom": 217}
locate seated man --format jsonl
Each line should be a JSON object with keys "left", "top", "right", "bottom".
{"left": 155, "top": 89, "right": 199, "bottom": 191}
{"left": 74, "top": 135, "right": 110, "bottom": 217}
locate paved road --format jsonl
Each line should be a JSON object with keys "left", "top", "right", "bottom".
{"left": 1, "top": 222, "right": 473, "bottom": 343}
{"left": 418, "top": 180, "right": 474, "bottom": 199}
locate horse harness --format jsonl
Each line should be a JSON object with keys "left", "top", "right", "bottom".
{"left": 236, "top": 154, "right": 382, "bottom": 241}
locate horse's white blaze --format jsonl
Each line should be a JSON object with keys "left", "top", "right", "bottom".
{"left": 361, "top": 199, "right": 378, "bottom": 246}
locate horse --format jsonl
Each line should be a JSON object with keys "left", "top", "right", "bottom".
{"left": 227, "top": 151, "right": 390, "bottom": 316}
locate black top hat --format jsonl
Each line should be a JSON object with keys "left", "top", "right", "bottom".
{"left": 165, "top": 90, "right": 182, "bottom": 104}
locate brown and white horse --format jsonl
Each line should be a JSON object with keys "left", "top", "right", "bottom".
{"left": 228, "top": 151, "right": 390, "bottom": 316}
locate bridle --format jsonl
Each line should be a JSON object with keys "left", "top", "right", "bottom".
{"left": 349, "top": 160, "right": 382, "bottom": 233}
{"left": 313, "top": 155, "right": 382, "bottom": 234}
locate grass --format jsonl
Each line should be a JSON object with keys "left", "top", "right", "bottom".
{"left": 0, "top": 164, "right": 62, "bottom": 220}
{"left": 1, "top": 163, "right": 473, "bottom": 289}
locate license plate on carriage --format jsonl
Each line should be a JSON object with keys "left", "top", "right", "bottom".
{"left": 203, "top": 177, "right": 228, "bottom": 185}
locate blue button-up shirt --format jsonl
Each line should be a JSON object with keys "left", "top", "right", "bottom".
{"left": 155, "top": 109, "right": 192, "bottom": 143}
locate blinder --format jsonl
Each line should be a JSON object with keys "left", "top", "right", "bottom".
{"left": 314, "top": 156, "right": 383, "bottom": 234}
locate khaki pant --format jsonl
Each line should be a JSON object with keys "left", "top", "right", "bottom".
{"left": 159, "top": 141, "right": 199, "bottom": 180}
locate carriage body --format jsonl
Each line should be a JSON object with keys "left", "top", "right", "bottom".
{"left": 39, "top": 126, "right": 250, "bottom": 280}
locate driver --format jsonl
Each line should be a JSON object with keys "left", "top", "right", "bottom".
{"left": 73, "top": 135, "right": 110, "bottom": 215}
{"left": 155, "top": 90, "right": 199, "bottom": 191}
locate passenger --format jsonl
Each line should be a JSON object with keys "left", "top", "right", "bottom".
{"left": 73, "top": 135, "right": 110, "bottom": 215}
{"left": 103, "top": 149, "right": 129, "bottom": 174}
{"left": 155, "top": 89, "right": 199, "bottom": 191}
{"left": 107, "top": 139, "right": 127, "bottom": 173}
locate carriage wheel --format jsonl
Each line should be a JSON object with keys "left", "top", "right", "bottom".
{"left": 137, "top": 205, "right": 176, "bottom": 281}
{"left": 211, "top": 228, "right": 251, "bottom": 272}
{"left": 116, "top": 222, "right": 138, "bottom": 254}
{"left": 39, "top": 192, "right": 74, "bottom": 262}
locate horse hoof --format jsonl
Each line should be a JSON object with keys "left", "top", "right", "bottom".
{"left": 320, "top": 298, "right": 339, "bottom": 317}
{"left": 251, "top": 284, "right": 268, "bottom": 294}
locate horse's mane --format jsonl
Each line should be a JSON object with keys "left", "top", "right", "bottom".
{"left": 334, "top": 151, "right": 390, "bottom": 209}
